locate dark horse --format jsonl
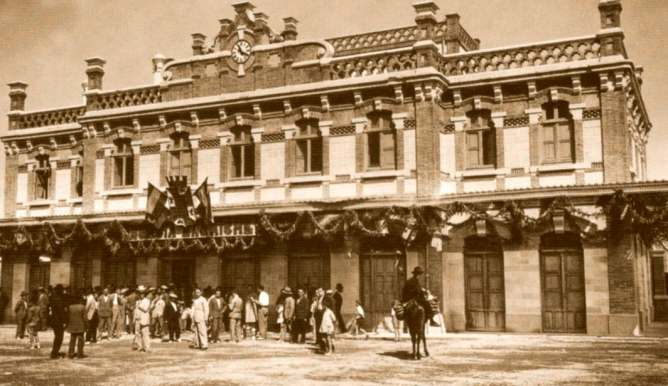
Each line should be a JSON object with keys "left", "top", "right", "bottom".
{"left": 404, "top": 300, "right": 429, "bottom": 360}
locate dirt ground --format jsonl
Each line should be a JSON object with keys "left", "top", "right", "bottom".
{"left": 1, "top": 326, "right": 667, "bottom": 386}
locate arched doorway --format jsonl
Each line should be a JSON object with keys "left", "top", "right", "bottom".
{"left": 540, "top": 232, "right": 586, "bottom": 333}
{"left": 464, "top": 236, "right": 506, "bottom": 332}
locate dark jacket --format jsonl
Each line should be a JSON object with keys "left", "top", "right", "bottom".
{"left": 14, "top": 298, "right": 28, "bottom": 321}
{"left": 97, "top": 294, "right": 113, "bottom": 318}
{"left": 209, "top": 297, "right": 226, "bottom": 319}
{"left": 164, "top": 300, "right": 180, "bottom": 324}
{"left": 49, "top": 293, "right": 69, "bottom": 326}
{"left": 294, "top": 296, "right": 310, "bottom": 320}
{"left": 67, "top": 303, "right": 88, "bottom": 333}
{"left": 402, "top": 276, "right": 423, "bottom": 303}
{"left": 332, "top": 292, "right": 343, "bottom": 314}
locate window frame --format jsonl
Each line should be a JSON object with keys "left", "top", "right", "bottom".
{"left": 112, "top": 140, "right": 134, "bottom": 188}
{"left": 33, "top": 154, "right": 51, "bottom": 201}
{"left": 541, "top": 102, "right": 574, "bottom": 164}
{"left": 465, "top": 110, "right": 496, "bottom": 169}
{"left": 365, "top": 113, "right": 396, "bottom": 171}
{"left": 295, "top": 119, "right": 323, "bottom": 175}
{"left": 229, "top": 126, "right": 255, "bottom": 180}
{"left": 168, "top": 134, "right": 193, "bottom": 180}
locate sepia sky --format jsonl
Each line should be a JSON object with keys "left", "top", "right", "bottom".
{"left": 0, "top": 0, "right": 666, "bottom": 216}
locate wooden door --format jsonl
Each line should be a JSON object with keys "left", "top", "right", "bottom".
{"left": 360, "top": 253, "right": 406, "bottom": 330}
{"left": 465, "top": 252, "right": 506, "bottom": 331}
{"left": 29, "top": 261, "right": 50, "bottom": 292}
{"left": 289, "top": 254, "right": 330, "bottom": 295}
{"left": 221, "top": 256, "right": 258, "bottom": 298}
{"left": 541, "top": 250, "right": 586, "bottom": 333}
{"left": 102, "top": 260, "right": 136, "bottom": 288}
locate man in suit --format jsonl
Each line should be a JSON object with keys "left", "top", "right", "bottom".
{"left": 164, "top": 293, "right": 181, "bottom": 343}
{"left": 125, "top": 289, "right": 137, "bottom": 335}
{"left": 228, "top": 291, "right": 243, "bottom": 343}
{"left": 85, "top": 287, "right": 99, "bottom": 344}
{"left": 191, "top": 288, "right": 209, "bottom": 350}
{"left": 150, "top": 292, "right": 165, "bottom": 339}
{"left": 293, "top": 288, "right": 310, "bottom": 344}
{"left": 208, "top": 287, "right": 226, "bottom": 343}
{"left": 402, "top": 266, "right": 439, "bottom": 326}
{"left": 314, "top": 287, "right": 325, "bottom": 350}
{"left": 282, "top": 287, "right": 295, "bottom": 343}
{"left": 111, "top": 287, "right": 126, "bottom": 339}
{"left": 253, "top": 284, "right": 269, "bottom": 340}
{"left": 97, "top": 287, "right": 113, "bottom": 340}
{"left": 67, "top": 290, "right": 88, "bottom": 359}
{"left": 14, "top": 290, "right": 28, "bottom": 340}
{"left": 135, "top": 286, "right": 151, "bottom": 352}
{"left": 37, "top": 287, "right": 49, "bottom": 331}
{"left": 333, "top": 283, "right": 345, "bottom": 333}
{"left": 49, "top": 284, "right": 69, "bottom": 359}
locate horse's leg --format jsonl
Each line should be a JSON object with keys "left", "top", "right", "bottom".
{"left": 416, "top": 329, "right": 421, "bottom": 360}
{"left": 422, "top": 329, "right": 429, "bottom": 357}
{"left": 410, "top": 329, "right": 417, "bottom": 360}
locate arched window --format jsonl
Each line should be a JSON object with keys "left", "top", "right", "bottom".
{"left": 169, "top": 133, "right": 192, "bottom": 179}
{"left": 296, "top": 119, "right": 323, "bottom": 174}
{"left": 466, "top": 109, "right": 495, "bottom": 168}
{"left": 34, "top": 152, "right": 50, "bottom": 200}
{"left": 541, "top": 101, "right": 574, "bottom": 163}
{"left": 366, "top": 112, "right": 395, "bottom": 170}
{"left": 230, "top": 125, "right": 255, "bottom": 179}
{"left": 113, "top": 139, "right": 134, "bottom": 187}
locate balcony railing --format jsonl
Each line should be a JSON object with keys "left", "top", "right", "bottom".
{"left": 87, "top": 85, "right": 162, "bottom": 111}
{"left": 15, "top": 105, "right": 86, "bottom": 129}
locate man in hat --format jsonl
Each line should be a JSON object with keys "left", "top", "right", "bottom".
{"left": 333, "top": 284, "right": 345, "bottom": 333}
{"left": 111, "top": 287, "right": 127, "bottom": 339}
{"left": 402, "top": 266, "right": 439, "bottom": 327}
{"left": 164, "top": 293, "right": 181, "bottom": 343}
{"left": 228, "top": 290, "right": 243, "bottom": 343}
{"left": 150, "top": 290, "right": 165, "bottom": 340}
{"left": 134, "top": 286, "right": 152, "bottom": 352}
{"left": 125, "top": 288, "right": 137, "bottom": 335}
{"left": 37, "top": 287, "right": 49, "bottom": 332}
{"left": 208, "top": 287, "right": 226, "bottom": 343}
{"left": 252, "top": 284, "right": 269, "bottom": 340}
{"left": 280, "top": 287, "right": 295, "bottom": 343}
{"left": 191, "top": 288, "right": 209, "bottom": 350}
{"left": 49, "top": 284, "right": 69, "bottom": 359}
{"left": 85, "top": 287, "right": 99, "bottom": 344}
{"left": 14, "top": 290, "right": 28, "bottom": 340}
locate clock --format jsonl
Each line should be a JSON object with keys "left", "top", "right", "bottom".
{"left": 232, "top": 40, "right": 252, "bottom": 64}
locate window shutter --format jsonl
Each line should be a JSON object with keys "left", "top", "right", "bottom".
{"left": 543, "top": 126, "right": 555, "bottom": 160}
{"left": 558, "top": 124, "right": 572, "bottom": 160}
{"left": 482, "top": 130, "right": 495, "bottom": 166}
{"left": 296, "top": 140, "right": 307, "bottom": 173}
{"left": 367, "top": 132, "right": 381, "bottom": 169}
{"left": 311, "top": 138, "right": 323, "bottom": 172}
{"left": 125, "top": 155, "right": 135, "bottom": 186}
{"left": 381, "top": 131, "right": 396, "bottom": 169}
{"left": 244, "top": 144, "right": 255, "bottom": 177}
{"left": 182, "top": 150, "right": 192, "bottom": 180}
{"left": 467, "top": 132, "right": 479, "bottom": 166}
{"left": 170, "top": 152, "right": 180, "bottom": 177}
{"left": 230, "top": 147, "right": 241, "bottom": 179}
{"left": 114, "top": 158, "right": 123, "bottom": 186}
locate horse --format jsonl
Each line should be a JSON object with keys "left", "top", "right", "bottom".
{"left": 404, "top": 299, "right": 429, "bottom": 360}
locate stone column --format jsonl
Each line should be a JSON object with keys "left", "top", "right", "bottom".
{"left": 330, "top": 236, "right": 360, "bottom": 320}
{"left": 443, "top": 236, "right": 465, "bottom": 331}
{"left": 503, "top": 238, "right": 542, "bottom": 333}
{"left": 50, "top": 248, "right": 72, "bottom": 286}
{"left": 526, "top": 108, "right": 542, "bottom": 188}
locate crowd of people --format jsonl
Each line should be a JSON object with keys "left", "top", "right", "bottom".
{"left": 11, "top": 266, "right": 440, "bottom": 359}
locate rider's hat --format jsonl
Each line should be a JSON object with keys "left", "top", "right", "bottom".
{"left": 411, "top": 266, "right": 425, "bottom": 275}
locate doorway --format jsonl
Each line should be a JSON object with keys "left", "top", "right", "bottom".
{"left": 464, "top": 236, "right": 506, "bottom": 332}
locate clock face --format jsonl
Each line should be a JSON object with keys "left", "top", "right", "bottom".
{"left": 232, "top": 40, "right": 252, "bottom": 64}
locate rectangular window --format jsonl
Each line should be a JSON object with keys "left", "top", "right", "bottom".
{"left": 467, "top": 130, "right": 494, "bottom": 168}
{"left": 169, "top": 136, "right": 192, "bottom": 179}
{"left": 296, "top": 120, "right": 323, "bottom": 175}
{"left": 113, "top": 143, "right": 134, "bottom": 187}
{"left": 366, "top": 115, "right": 396, "bottom": 170}
{"left": 542, "top": 103, "right": 573, "bottom": 163}
{"left": 230, "top": 145, "right": 255, "bottom": 179}
{"left": 35, "top": 169, "right": 49, "bottom": 200}
{"left": 76, "top": 165, "right": 84, "bottom": 197}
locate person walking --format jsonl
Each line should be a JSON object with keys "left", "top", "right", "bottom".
{"left": 14, "top": 290, "right": 28, "bottom": 340}
{"left": 293, "top": 288, "right": 310, "bottom": 344}
{"left": 67, "top": 290, "right": 88, "bottom": 359}
{"left": 228, "top": 291, "right": 243, "bottom": 343}
{"left": 253, "top": 285, "right": 269, "bottom": 340}
{"left": 208, "top": 288, "right": 225, "bottom": 343}
{"left": 332, "top": 283, "right": 345, "bottom": 333}
{"left": 111, "top": 287, "right": 126, "bottom": 339}
{"left": 97, "top": 287, "right": 113, "bottom": 341}
{"left": 49, "top": 284, "right": 69, "bottom": 359}
{"left": 85, "top": 288, "right": 99, "bottom": 344}
{"left": 191, "top": 288, "right": 209, "bottom": 350}
{"left": 164, "top": 293, "right": 181, "bottom": 343}
{"left": 281, "top": 287, "right": 295, "bottom": 343}
{"left": 320, "top": 301, "right": 337, "bottom": 355}
{"left": 37, "top": 287, "right": 49, "bottom": 332}
{"left": 349, "top": 300, "right": 369, "bottom": 339}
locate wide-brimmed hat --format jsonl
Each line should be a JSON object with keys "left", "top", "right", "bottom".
{"left": 412, "top": 266, "right": 425, "bottom": 275}
{"left": 148, "top": 286, "right": 156, "bottom": 292}
{"left": 281, "top": 287, "right": 293, "bottom": 295}
{"left": 160, "top": 285, "right": 168, "bottom": 290}
{"left": 325, "top": 289, "right": 333, "bottom": 295}
{"left": 136, "top": 285, "right": 147, "bottom": 293}
{"left": 169, "top": 293, "right": 178, "bottom": 299}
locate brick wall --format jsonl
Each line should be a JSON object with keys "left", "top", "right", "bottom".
{"left": 600, "top": 90, "right": 631, "bottom": 183}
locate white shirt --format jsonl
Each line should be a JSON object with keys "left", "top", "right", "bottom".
{"left": 258, "top": 291, "right": 269, "bottom": 307}
{"left": 356, "top": 305, "right": 365, "bottom": 319}
{"left": 113, "top": 294, "right": 119, "bottom": 306}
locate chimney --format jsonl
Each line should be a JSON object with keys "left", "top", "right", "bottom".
{"left": 597, "top": 0, "right": 624, "bottom": 57}
{"left": 413, "top": 1, "right": 439, "bottom": 42}
{"left": 152, "top": 54, "right": 167, "bottom": 84}
{"left": 282, "top": 17, "right": 299, "bottom": 41}
{"left": 85, "top": 57, "right": 106, "bottom": 90}
{"left": 445, "top": 14, "right": 462, "bottom": 53}
{"left": 232, "top": 1, "right": 256, "bottom": 15}
{"left": 253, "top": 12, "right": 270, "bottom": 44}
{"left": 8, "top": 81, "right": 28, "bottom": 111}
{"left": 218, "top": 18, "right": 234, "bottom": 50}
{"left": 192, "top": 33, "right": 207, "bottom": 56}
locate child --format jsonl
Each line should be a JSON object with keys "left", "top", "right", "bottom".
{"left": 276, "top": 301, "right": 285, "bottom": 342}
{"left": 319, "top": 302, "right": 337, "bottom": 355}
{"left": 391, "top": 300, "right": 402, "bottom": 342}
{"left": 26, "top": 293, "right": 42, "bottom": 349}
{"left": 349, "top": 300, "right": 368, "bottom": 340}
{"left": 179, "top": 302, "right": 191, "bottom": 333}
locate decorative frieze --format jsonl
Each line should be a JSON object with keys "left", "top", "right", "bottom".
{"left": 140, "top": 145, "right": 161, "bottom": 154}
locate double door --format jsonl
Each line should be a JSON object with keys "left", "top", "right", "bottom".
{"left": 540, "top": 250, "right": 586, "bottom": 333}
{"left": 465, "top": 252, "right": 506, "bottom": 331}
{"left": 221, "top": 255, "right": 259, "bottom": 298}
{"left": 288, "top": 254, "right": 330, "bottom": 297}
{"left": 360, "top": 253, "right": 406, "bottom": 330}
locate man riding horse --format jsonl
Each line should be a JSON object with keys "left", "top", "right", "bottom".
{"left": 402, "top": 266, "right": 440, "bottom": 327}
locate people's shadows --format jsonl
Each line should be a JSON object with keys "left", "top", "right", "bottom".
{"left": 377, "top": 351, "right": 414, "bottom": 360}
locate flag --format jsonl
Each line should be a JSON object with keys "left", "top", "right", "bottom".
{"left": 166, "top": 177, "right": 195, "bottom": 227}
{"left": 194, "top": 178, "right": 213, "bottom": 226}
{"left": 146, "top": 183, "right": 169, "bottom": 229}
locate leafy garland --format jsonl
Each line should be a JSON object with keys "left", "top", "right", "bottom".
{"left": 3, "top": 190, "right": 668, "bottom": 257}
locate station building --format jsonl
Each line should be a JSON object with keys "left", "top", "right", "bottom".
{"left": 1, "top": 0, "right": 663, "bottom": 335}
